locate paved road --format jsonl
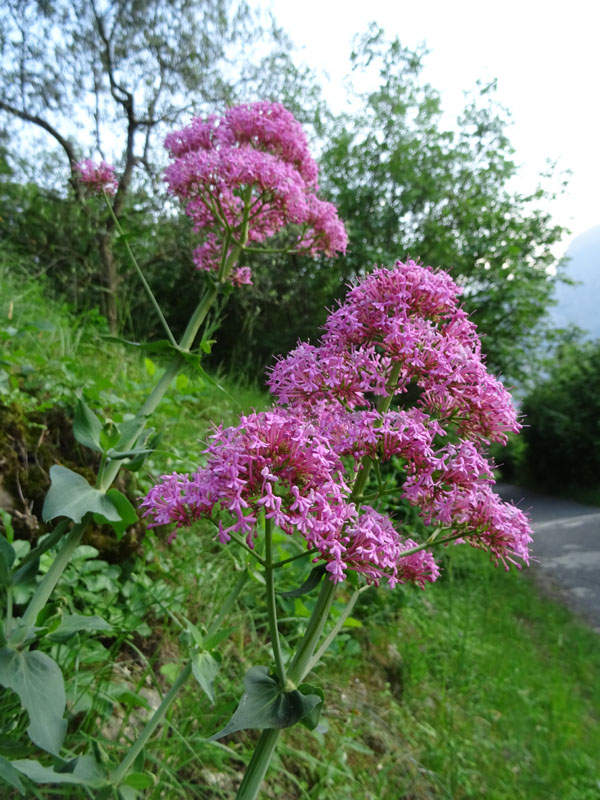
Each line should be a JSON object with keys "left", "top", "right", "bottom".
{"left": 496, "top": 483, "right": 600, "bottom": 633}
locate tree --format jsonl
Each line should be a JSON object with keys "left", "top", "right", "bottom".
{"left": 0, "top": 0, "right": 286, "bottom": 331}
{"left": 521, "top": 334, "right": 600, "bottom": 489}
{"left": 319, "top": 26, "right": 567, "bottom": 381}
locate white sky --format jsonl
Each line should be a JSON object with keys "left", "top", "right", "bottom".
{"left": 263, "top": 0, "right": 599, "bottom": 247}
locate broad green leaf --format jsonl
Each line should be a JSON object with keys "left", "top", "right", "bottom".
{"left": 143, "top": 357, "right": 156, "bottom": 376}
{"left": 278, "top": 564, "right": 326, "bottom": 598}
{"left": 210, "top": 666, "right": 321, "bottom": 740}
{"left": 11, "top": 754, "right": 106, "bottom": 788}
{"left": 73, "top": 398, "right": 103, "bottom": 453}
{"left": 123, "top": 772, "right": 154, "bottom": 789}
{"left": 191, "top": 650, "right": 221, "bottom": 705}
{"left": 94, "top": 489, "right": 138, "bottom": 541}
{"left": 0, "top": 649, "right": 66, "bottom": 754}
{"left": 49, "top": 614, "right": 113, "bottom": 642}
{"left": 160, "top": 663, "right": 179, "bottom": 683}
{"left": 0, "top": 754, "right": 25, "bottom": 794}
{"left": 175, "top": 373, "right": 189, "bottom": 392}
{"left": 42, "top": 466, "right": 121, "bottom": 524}
{"left": 297, "top": 683, "right": 325, "bottom": 731}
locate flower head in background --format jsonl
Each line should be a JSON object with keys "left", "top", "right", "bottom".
{"left": 164, "top": 102, "right": 347, "bottom": 278}
{"left": 75, "top": 159, "right": 119, "bottom": 196}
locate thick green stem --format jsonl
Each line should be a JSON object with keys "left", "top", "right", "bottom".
{"left": 111, "top": 662, "right": 192, "bottom": 787}
{"left": 287, "top": 578, "right": 337, "bottom": 686}
{"left": 304, "top": 586, "right": 369, "bottom": 675}
{"left": 235, "top": 577, "right": 337, "bottom": 800}
{"left": 20, "top": 519, "right": 88, "bottom": 629}
{"left": 235, "top": 728, "right": 281, "bottom": 800}
{"left": 264, "top": 519, "right": 286, "bottom": 685}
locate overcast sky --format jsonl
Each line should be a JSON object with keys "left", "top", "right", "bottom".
{"left": 263, "top": 0, "right": 599, "bottom": 248}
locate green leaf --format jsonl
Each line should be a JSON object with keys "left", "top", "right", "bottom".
{"left": 210, "top": 666, "right": 321, "bottom": 740}
{"left": 0, "top": 534, "right": 15, "bottom": 589}
{"left": 123, "top": 772, "right": 154, "bottom": 789}
{"left": 143, "top": 357, "right": 156, "bottom": 377}
{"left": 11, "top": 755, "right": 106, "bottom": 788}
{"left": 0, "top": 754, "right": 25, "bottom": 794}
{"left": 94, "top": 489, "right": 138, "bottom": 541}
{"left": 73, "top": 398, "right": 103, "bottom": 453}
{"left": 0, "top": 649, "right": 66, "bottom": 755}
{"left": 190, "top": 650, "right": 221, "bottom": 705}
{"left": 342, "top": 616, "right": 363, "bottom": 628}
{"left": 49, "top": 613, "right": 113, "bottom": 643}
{"left": 159, "top": 663, "right": 179, "bottom": 683}
{"left": 42, "top": 466, "right": 121, "bottom": 524}
{"left": 116, "top": 415, "right": 148, "bottom": 448}
{"left": 114, "top": 690, "right": 151, "bottom": 711}
{"left": 175, "top": 373, "right": 189, "bottom": 392}
{"left": 99, "top": 422, "right": 120, "bottom": 451}
{"left": 297, "top": 684, "right": 325, "bottom": 731}
{"left": 0, "top": 534, "right": 15, "bottom": 571}
{"left": 202, "top": 627, "right": 236, "bottom": 651}
{"left": 0, "top": 509, "right": 14, "bottom": 542}
{"left": 10, "top": 556, "right": 40, "bottom": 587}
{"left": 278, "top": 564, "right": 326, "bottom": 598}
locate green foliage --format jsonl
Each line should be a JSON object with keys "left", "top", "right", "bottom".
{"left": 319, "top": 26, "right": 566, "bottom": 381}
{"left": 210, "top": 666, "right": 321, "bottom": 739}
{"left": 521, "top": 335, "right": 600, "bottom": 489}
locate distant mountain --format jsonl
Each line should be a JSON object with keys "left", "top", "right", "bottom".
{"left": 551, "top": 225, "right": 600, "bottom": 337}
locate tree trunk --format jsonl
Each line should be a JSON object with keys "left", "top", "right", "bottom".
{"left": 98, "top": 231, "right": 119, "bottom": 333}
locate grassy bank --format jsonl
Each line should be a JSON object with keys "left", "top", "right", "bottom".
{"left": 1, "top": 273, "right": 599, "bottom": 799}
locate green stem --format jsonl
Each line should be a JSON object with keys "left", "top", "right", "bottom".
{"left": 304, "top": 586, "right": 369, "bottom": 675}
{"left": 287, "top": 578, "right": 337, "bottom": 686}
{"left": 111, "top": 662, "right": 192, "bottom": 787}
{"left": 235, "top": 577, "right": 338, "bottom": 800}
{"left": 235, "top": 728, "right": 281, "bottom": 800}
{"left": 264, "top": 518, "right": 286, "bottom": 685}
{"left": 102, "top": 192, "right": 178, "bottom": 348}
{"left": 20, "top": 519, "right": 88, "bottom": 629}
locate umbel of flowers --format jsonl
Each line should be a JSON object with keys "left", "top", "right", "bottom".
{"left": 144, "top": 259, "right": 532, "bottom": 587}
{"left": 163, "top": 101, "right": 348, "bottom": 283}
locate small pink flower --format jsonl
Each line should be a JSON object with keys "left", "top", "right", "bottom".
{"left": 75, "top": 159, "right": 119, "bottom": 196}
{"left": 231, "top": 267, "right": 253, "bottom": 287}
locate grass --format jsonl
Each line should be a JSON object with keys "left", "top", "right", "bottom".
{"left": 1, "top": 269, "right": 599, "bottom": 798}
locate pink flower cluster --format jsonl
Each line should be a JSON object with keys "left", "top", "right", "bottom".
{"left": 269, "top": 260, "right": 532, "bottom": 569}
{"left": 163, "top": 102, "right": 347, "bottom": 281}
{"left": 75, "top": 159, "right": 119, "bottom": 196}
{"left": 144, "top": 260, "right": 533, "bottom": 587}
